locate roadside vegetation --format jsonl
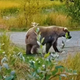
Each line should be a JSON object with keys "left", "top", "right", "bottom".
{"left": 0, "top": 31, "right": 79, "bottom": 80}
{"left": 0, "top": 0, "right": 80, "bottom": 31}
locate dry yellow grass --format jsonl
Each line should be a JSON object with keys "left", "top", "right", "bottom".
{"left": 59, "top": 53, "right": 80, "bottom": 80}
{"left": 0, "top": 0, "right": 63, "bottom": 9}
{"left": 38, "top": 1, "right": 63, "bottom": 8}
{"left": 0, "top": 0, "right": 69, "bottom": 29}
{"left": 0, "top": 1, "right": 20, "bottom": 9}
{"left": 0, "top": 18, "right": 7, "bottom": 29}
{"left": 48, "top": 13, "right": 69, "bottom": 27}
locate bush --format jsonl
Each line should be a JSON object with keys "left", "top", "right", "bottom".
{"left": 68, "top": 0, "right": 80, "bottom": 27}
{"left": 0, "top": 31, "right": 29, "bottom": 80}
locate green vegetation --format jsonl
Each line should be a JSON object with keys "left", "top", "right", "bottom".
{"left": 0, "top": 0, "right": 79, "bottom": 31}
{"left": 0, "top": 31, "right": 79, "bottom": 80}
{"left": 68, "top": 0, "right": 80, "bottom": 27}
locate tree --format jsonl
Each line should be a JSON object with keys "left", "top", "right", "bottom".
{"left": 68, "top": 0, "right": 80, "bottom": 26}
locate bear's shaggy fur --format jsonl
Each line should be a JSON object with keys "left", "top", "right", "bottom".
{"left": 25, "top": 26, "right": 71, "bottom": 54}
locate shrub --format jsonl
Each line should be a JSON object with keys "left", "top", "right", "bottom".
{"left": 0, "top": 31, "right": 29, "bottom": 80}
{"left": 68, "top": 0, "right": 80, "bottom": 27}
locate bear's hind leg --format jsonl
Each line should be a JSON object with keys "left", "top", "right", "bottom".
{"left": 31, "top": 45, "right": 39, "bottom": 54}
{"left": 26, "top": 44, "right": 32, "bottom": 55}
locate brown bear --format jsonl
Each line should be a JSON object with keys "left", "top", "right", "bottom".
{"left": 25, "top": 26, "right": 71, "bottom": 54}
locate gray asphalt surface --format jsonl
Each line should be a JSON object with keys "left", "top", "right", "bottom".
{"left": 10, "top": 31, "right": 80, "bottom": 54}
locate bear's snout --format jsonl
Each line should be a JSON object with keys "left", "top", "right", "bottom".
{"left": 68, "top": 36, "right": 72, "bottom": 39}
{"left": 67, "top": 32, "right": 72, "bottom": 39}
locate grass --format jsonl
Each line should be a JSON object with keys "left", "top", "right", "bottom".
{"left": 59, "top": 53, "right": 80, "bottom": 80}
{"left": 39, "top": 1, "right": 63, "bottom": 8}
{"left": 0, "top": 0, "right": 62, "bottom": 9}
{"left": 0, "top": 0, "right": 79, "bottom": 31}
{"left": 0, "top": 31, "right": 80, "bottom": 80}
{"left": 0, "top": 1, "right": 20, "bottom": 9}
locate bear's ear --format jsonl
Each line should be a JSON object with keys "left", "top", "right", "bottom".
{"left": 31, "top": 22, "right": 39, "bottom": 27}
{"left": 63, "top": 27, "right": 68, "bottom": 32}
{"left": 64, "top": 27, "right": 67, "bottom": 30}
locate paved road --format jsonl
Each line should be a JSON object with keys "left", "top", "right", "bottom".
{"left": 10, "top": 31, "right": 80, "bottom": 54}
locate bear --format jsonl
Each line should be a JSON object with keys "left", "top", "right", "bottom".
{"left": 25, "top": 26, "right": 71, "bottom": 54}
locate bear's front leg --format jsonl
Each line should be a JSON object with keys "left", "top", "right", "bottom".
{"left": 46, "top": 43, "right": 52, "bottom": 53}
{"left": 52, "top": 41, "right": 60, "bottom": 52}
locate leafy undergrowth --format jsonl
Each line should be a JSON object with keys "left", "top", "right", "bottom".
{"left": 0, "top": 31, "right": 79, "bottom": 80}
{"left": 0, "top": 31, "right": 29, "bottom": 80}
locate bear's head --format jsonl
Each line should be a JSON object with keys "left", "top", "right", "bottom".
{"left": 58, "top": 27, "right": 72, "bottom": 39}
